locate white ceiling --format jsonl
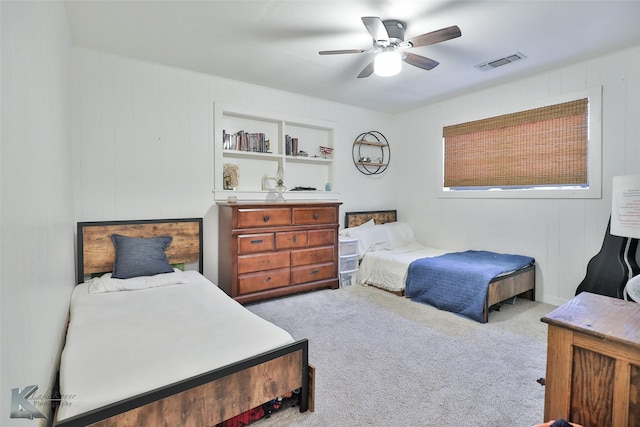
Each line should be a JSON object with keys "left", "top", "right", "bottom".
{"left": 63, "top": 0, "right": 640, "bottom": 113}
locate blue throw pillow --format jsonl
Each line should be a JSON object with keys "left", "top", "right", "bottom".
{"left": 111, "top": 234, "right": 174, "bottom": 279}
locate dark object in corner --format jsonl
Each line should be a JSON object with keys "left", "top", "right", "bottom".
{"left": 291, "top": 186, "right": 317, "bottom": 191}
{"left": 550, "top": 419, "right": 573, "bottom": 427}
{"left": 575, "top": 217, "right": 639, "bottom": 299}
{"left": 216, "top": 390, "right": 300, "bottom": 426}
{"left": 536, "top": 377, "right": 545, "bottom": 386}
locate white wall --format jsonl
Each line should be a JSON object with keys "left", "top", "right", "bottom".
{"left": 1, "top": 1, "right": 74, "bottom": 425}
{"left": 70, "top": 48, "right": 395, "bottom": 283}
{"left": 3, "top": 4, "right": 639, "bottom": 425}
{"left": 70, "top": 44, "right": 640, "bottom": 305}
{"left": 392, "top": 45, "right": 640, "bottom": 306}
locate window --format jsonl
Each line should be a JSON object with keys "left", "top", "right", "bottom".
{"left": 441, "top": 88, "right": 601, "bottom": 199}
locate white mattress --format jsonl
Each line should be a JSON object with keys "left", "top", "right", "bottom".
{"left": 57, "top": 270, "right": 295, "bottom": 421}
{"left": 357, "top": 242, "right": 449, "bottom": 293}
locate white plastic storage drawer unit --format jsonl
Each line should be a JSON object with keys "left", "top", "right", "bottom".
{"left": 339, "top": 236, "right": 359, "bottom": 287}
{"left": 339, "top": 237, "right": 358, "bottom": 256}
{"left": 339, "top": 254, "right": 358, "bottom": 272}
{"left": 340, "top": 270, "right": 357, "bottom": 287}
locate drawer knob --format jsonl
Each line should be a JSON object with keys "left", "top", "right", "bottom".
{"left": 263, "top": 215, "right": 270, "bottom": 222}
{"left": 313, "top": 213, "right": 319, "bottom": 220}
{"left": 311, "top": 269, "right": 319, "bottom": 275}
{"left": 293, "top": 235, "right": 297, "bottom": 243}
{"left": 263, "top": 276, "right": 272, "bottom": 282}
{"left": 250, "top": 239, "right": 263, "bottom": 244}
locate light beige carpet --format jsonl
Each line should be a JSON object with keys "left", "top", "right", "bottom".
{"left": 247, "top": 284, "right": 556, "bottom": 427}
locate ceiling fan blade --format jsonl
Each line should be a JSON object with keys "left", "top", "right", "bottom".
{"left": 406, "top": 25, "right": 461, "bottom": 48}
{"left": 361, "top": 16, "right": 389, "bottom": 44}
{"left": 357, "top": 62, "right": 374, "bottom": 78}
{"left": 402, "top": 52, "right": 439, "bottom": 70}
{"left": 319, "top": 49, "right": 369, "bottom": 55}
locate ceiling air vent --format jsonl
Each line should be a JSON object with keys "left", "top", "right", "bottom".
{"left": 475, "top": 52, "right": 527, "bottom": 71}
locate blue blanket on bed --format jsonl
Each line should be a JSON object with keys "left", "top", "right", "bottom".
{"left": 405, "top": 250, "right": 535, "bottom": 323}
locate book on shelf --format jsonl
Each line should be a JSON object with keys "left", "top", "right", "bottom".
{"left": 285, "top": 135, "right": 299, "bottom": 156}
{"left": 223, "top": 130, "right": 269, "bottom": 153}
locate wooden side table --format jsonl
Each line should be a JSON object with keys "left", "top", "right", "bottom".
{"left": 541, "top": 292, "right": 640, "bottom": 427}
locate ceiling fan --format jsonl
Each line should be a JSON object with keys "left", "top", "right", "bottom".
{"left": 319, "top": 17, "right": 461, "bottom": 78}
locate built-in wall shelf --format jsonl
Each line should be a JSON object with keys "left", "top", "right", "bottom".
{"left": 352, "top": 131, "right": 390, "bottom": 175}
{"left": 213, "top": 103, "right": 339, "bottom": 201}
{"left": 285, "top": 155, "right": 333, "bottom": 165}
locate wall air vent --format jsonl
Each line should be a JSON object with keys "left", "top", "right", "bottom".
{"left": 475, "top": 52, "right": 527, "bottom": 71}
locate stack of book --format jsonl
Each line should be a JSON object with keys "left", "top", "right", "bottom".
{"left": 285, "top": 135, "right": 299, "bottom": 156}
{"left": 223, "top": 130, "right": 269, "bottom": 153}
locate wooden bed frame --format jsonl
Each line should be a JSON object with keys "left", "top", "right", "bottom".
{"left": 54, "top": 218, "right": 313, "bottom": 427}
{"left": 345, "top": 210, "right": 536, "bottom": 323}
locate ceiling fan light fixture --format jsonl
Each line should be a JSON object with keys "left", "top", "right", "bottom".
{"left": 319, "top": 17, "right": 460, "bottom": 79}
{"left": 374, "top": 50, "right": 401, "bottom": 77}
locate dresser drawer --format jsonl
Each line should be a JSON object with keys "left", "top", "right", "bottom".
{"left": 237, "top": 208, "right": 291, "bottom": 228}
{"left": 291, "top": 262, "right": 335, "bottom": 285}
{"left": 238, "top": 268, "right": 290, "bottom": 294}
{"left": 238, "top": 233, "right": 274, "bottom": 254}
{"left": 238, "top": 251, "right": 290, "bottom": 275}
{"left": 276, "top": 231, "right": 308, "bottom": 250}
{"left": 291, "top": 246, "right": 334, "bottom": 266}
{"left": 308, "top": 229, "right": 335, "bottom": 247}
{"left": 292, "top": 207, "right": 336, "bottom": 225}
{"left": 218, "top": 202, "right": 341, "bottom": 302}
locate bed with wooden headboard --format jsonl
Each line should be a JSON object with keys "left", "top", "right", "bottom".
{"left": 344, "top": 210, "right": 535, "bottom": 323}
{"left": 54, "top": 218, "right": 313, "bottom": 427}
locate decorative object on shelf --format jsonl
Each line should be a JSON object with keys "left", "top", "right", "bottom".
{"left": 352, "top": 131, "right": 390, "bottom": 175}
{"left": 223, "top": 163, "right": 239, "bottom": 190}
{"left": 261, "top": 176, "right": 277, "bottom": 191}
{"left": 275, "top": 163, "right": 286, "bottom": 201}
{"left": 325, "top": 182, "right": 332, "bottom": 191}
{"left": 319, "top": 146, "right": 334, "bottom": 159}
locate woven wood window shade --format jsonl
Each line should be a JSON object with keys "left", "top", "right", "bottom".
{"left": 443, "top": 98, "right": 588, "bottom": 189}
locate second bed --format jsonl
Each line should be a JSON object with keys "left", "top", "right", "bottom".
{"left": 343, "top": 210, "right": 536, "bottom": 323}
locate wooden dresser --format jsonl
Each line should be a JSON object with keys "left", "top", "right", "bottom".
{"left": 217, "top": 201, "right": 341, "bottom": 304}
{"left": 541, "top": 292, "right": 640, "bottom": 427}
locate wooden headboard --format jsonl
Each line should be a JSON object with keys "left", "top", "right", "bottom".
{"left": 344, "top": 210, "right": 397, "bottom": 228}
{"left": 76, "top": 218, "right": 203, "bottom": 284}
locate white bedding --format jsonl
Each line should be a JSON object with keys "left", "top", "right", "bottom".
{"left": 57, "top": 270, "right": 295, "bottom": 421}
{"left": 357, "top": 242, "right": 450, "bottom": 293}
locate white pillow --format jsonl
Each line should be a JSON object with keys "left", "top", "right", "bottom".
{"left": 347, "top": 224, "right": 392, "bottom": 258}
{"left": 87, "top": 270, "right": 188, "bottom": 293}
{"left": 381, "top": 222, "right": 416, "bottom": 248}
{"left": 341, "top": 218, "right": 375, "bottom": 237}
